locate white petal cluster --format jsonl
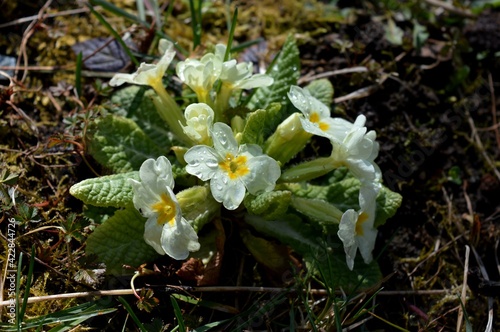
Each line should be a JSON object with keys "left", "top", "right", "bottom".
{"left": 337, "top": 186, "right": 378, "bottom": 270}
{"left": 184, "top": 122, "right": 281, "bottom": 210}
{"left": 181, "top": 103, "right": 215, "bottom": 145}
{"left": 220, "top": 60, "right": 273, "bottom": 90}
{"left": 129, "top": 157, "right": 200, "bottom": 260}
{"left": 175, "top": 45, "right": 224, "bottom": 103}
{"left": 287, "top": 85, "right": 383, "bottom": 269}
{"left": 287, "top": 85, "right": 338, "bottom": 139}
{"left": 110, "top": 39, "right": 175, "bottom": 89}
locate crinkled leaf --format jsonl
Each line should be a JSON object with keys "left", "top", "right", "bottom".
{"left": 284, "top": 168, "right": 402, "bottom": 227}
{"left": 70, "top": 172, "right": 139, "bottom": 208}
{"left": 88, "top": 114, "right": 166, "bottom": 173}
{"left": 304, "top": 79, "right": 334, "bottom": 107}
{"left": 86, "top": 206, "right": 158, "bottom": 274}
{"left": 240, "top": 229, "right": 292, "bottom": 277}
{"left": 244, "top": 190, "right": 291, "bottom": 220}
{"left": 240, "top": 103, "right": 282, "bottom": 146}
{"left": 246, "top": 35, "right": 300, "bottom": 110}
{"left": 110, "top": 86, "right": 172, "bottom": 148}
{"left": 245, "top": 214, "right": 381, "bottom": 291}
{"left": 290, "top": 196, "right": 342, "bottom": 224}
{"left": 374, "top": 185, "right": 402, "bottom": 227}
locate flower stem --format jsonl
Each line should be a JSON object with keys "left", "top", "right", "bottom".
{"left": 151, "top": 83, "right": 191, "bottom": 145}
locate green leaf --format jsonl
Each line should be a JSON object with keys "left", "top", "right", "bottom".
{"left": 412, "top": 20, "right": 429, "bottom": 51}
{"left": 86, "top": 206, "right": 159, "bottom": 274}
{"left": 88, "top": 114, "right": 166, "bottom": 173}
{"left": 240, "top": 103, "right": 282, "bottom": 146}
{"left": 384, "top": 18, "right": 404, "bottom": 45}
{"left": 374, "top": 185, "right": 402, "bottom": 228}
{"left": 70, "top": 172, "right": 139, "bottom": 208}
{"left": 284, "top": 168, "right": 402, "bottom": 227}
{"left": 304, "top": 79, "right": 334, "bottom": 107}
{"left": 240, "top": 229, "right": 292, "bottom": 276}
{"left": 290, "top": 196, "right": 343, "bottom": 224}
{"left": 246, "top": 34, "right": 300, "bottom": 110}
{"left": 110, "top": 86, "right": 172, "bottom": 148}
{"left": 245, "top": 214, "right": 381, "bottom": 291}
{"left": 244, "top": 190, "right": 291, "bottom": 220}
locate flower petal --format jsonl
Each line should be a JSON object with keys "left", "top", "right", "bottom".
{"left": 210, "top": 172, "right": 245, "bottom": 210}
{"left": 184, "top": 145, "right": 220, "bottom": 181}
{"left": 160, "top": 217, "right": 200, "bottom": 260}
{"left": 338, "top": 209, "right": 359, "bottom": 270}
{"left": 211, "top": 122, "right": 238, "bottom": 155}
{"left": 244, "top": 155, "right": 281, "bottom": 194}
{"left": 144, "top": 217, "right": 167, "bottom": 255}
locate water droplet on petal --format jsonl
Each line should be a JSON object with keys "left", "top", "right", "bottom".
{"left": 222, "top": 177, "right": 228, "bottom": 184}
{"left": 216, "top": 183, "right": 223, "bottom": 191}
{"left": 207, "top": 161, "right": 218, "bottom": 168}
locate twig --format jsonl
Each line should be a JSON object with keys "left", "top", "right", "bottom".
{"left": 297, "top": 66, "right": 368, "bottom": 85}
{"left": 423, "top": 0, "right": 475, "bottom": 18}
{"left": 16, "top": 0, "right": 54, "bottom": 82}
{"left": 470, "top": 246, "right": 494, "bottom": 332}
{"left": 456, "top": 245, "right": 470, "bottom": 332}
{"left": 0, "top": 7, "right": 91, "bottom": 29}
{"left": 465, "top": 108, "right": 500, "bottom": 181}
{"left": 0, "top": 285, "right": 454, "bottom": 307}
{"left": 334, "top": 84, "right": 379, "bottom": 104}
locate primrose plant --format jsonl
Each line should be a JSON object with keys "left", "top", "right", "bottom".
{"left": 70, "top": 36, "right": 401, "bottom": 290}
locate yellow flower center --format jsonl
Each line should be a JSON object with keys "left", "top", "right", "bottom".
{"left": 309, "top": 112, "right": 329, "bottom": 132}
{"left": 219, "top": 153, "right": 249, "bottom": 179}
{"left": 355, "top": 212, "right": 369, "bottom": 236}
{"left": 151, "top": 193, "right": 177, "bottom": 226}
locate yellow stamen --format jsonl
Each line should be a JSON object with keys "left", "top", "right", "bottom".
{"left": 219, "top": 153, "right": 249, "bottom": 180}
{"left": 309, "top": 112, "right": 320, "bottom": 123}
{"left": 151, "top": 193, "right": 177, "bottom": 226}
{"left": 355, "top": 212, "right": 369, "bottom": 236}
{"left": 318, "top": 122, "right": 329, "bottom": 131}
{"left": 309, "top": 112, "right": 329, "bottom": 132}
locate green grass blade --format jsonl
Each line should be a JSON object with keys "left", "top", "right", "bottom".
{"left": 118, "top": 296, "right": 147, "bottom": 332}
{"left": 15, "top": 252, "right": 23, "bottom": 331}
{"left": 230, "top": 38, "right": 263, "bottom": 53}
{"left": 86, "top": 3, "right": 139, "bottom": 66}
{"left": 136, "top": 0, "right": 145, "bottom": 22}
{"left": 0, "top": 301, "right": 116, "bottom": 331}
{"left": 223, "top": 7, "right": 238, "bottom": 62}
{"left": 90, "top": 0, "right": 188, "bottom": 55}
{"left": 170, "top": 295, "right": 186, "bottom": 332}
{"left": 18, "top": 246, "right": 36, "bottom": 326}
{"left": 91, "top": 0, "right": 148, "bottom": 26}
{"left": 457, "top": 294, "right": 473, "bottom": 332}
{"left": 189, "top": 0, "right": 203, "bottom": 49}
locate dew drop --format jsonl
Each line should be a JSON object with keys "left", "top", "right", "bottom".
{"left": 222, "top": 177, "right": 228, "bottom": 184}
{"left": 216, "top": 183, "right": 223, "bottom": 191}
{"left": 207, "top": 161, "right": 218, "bottom": 167}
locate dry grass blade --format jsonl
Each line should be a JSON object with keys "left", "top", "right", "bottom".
{"left": 456, "top": 245, "right": 470, "bottom": 332}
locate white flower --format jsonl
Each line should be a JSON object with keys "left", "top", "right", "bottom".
{"left": 337, "top": 187, "right": 378, "bottom": 270}
{"left": 287, "top": 85, "right": 337, "bottom": 139}
{"left": 220, "top": 60, "right": 273, "bottom": 90}
{"left": 129, "top": 156, "right": 200, "bottom": 260}
{"left": 176, "top": 47, "right": 224, "bottom": 103}
{"left": 328, "top": 115, "right": 381, "bottom": 185}
{"left": 184, "top": 122, "right": 281, "bottom": 210}
{"left": 181, "top": 103, "right": 214, "bottom": 145}
{"left": 110, "top": 39, "right": 175, "bottom": 89}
